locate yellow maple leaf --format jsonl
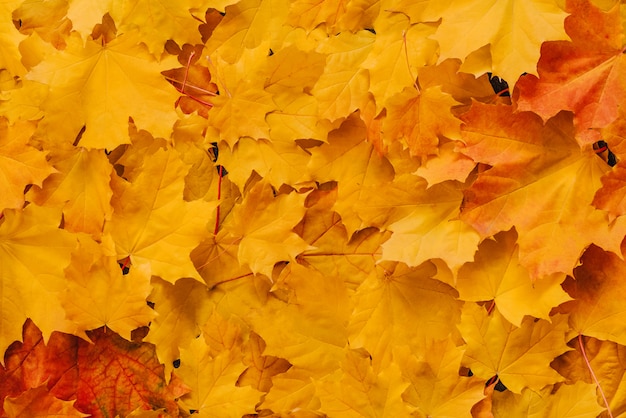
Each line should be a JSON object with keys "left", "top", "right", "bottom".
{"left": 306, "top": 114, "right": 395, "bottom": 235}
{"left": 363, "top": 12, "right": 438, "bottom": 112}
{"left": 222, "top": 180, "right": 310, "bottom": 278}
{"left": 237, "top": 332, "right": 292, "bottom": 392}
{"left": 395, "top": 339, "right": 485, "bottom": 418}
{"left": 145, "top": 277, "right": 212, "bottom": 377}
{"left": 204, "top": 0, "right": 288, "bottom": 64}
{"left": 315, "top": 348, "right": 412, "bottom": 417}
{"left": 380, "top": 177, "right": 480, "bottom": 274}
{"left": 109, "top": 0, "right": 204, "bottom": 55}
{"left": 217, "top": 136, "right": 312, "bottom": 190}
{"left": 0, "top": 118, "right": 55, "bottom": 211}
{"left": 246, "top": 262, "right": 350, "bottom": 374}
{"left": 26, "top": 147, "right": 113, "bottom": 238}
{"left": 432, "top": 0, "right": 570, "bottom": 85}
{"left": 311, "top": 30, "right": 374, "bottom": 122}
{"left": 349, "top": 261, "right": 462, "bottom": 366}
{"left": 456, "top": 229, "right": 572, "bottom": 327}
{"left": 176, "top": 336, "right": 260, "bottom": 417}
{"left": 459, "top": 303, "right": 570, "bottom": 394}
{"left": 62, "top": 236, "right": 156, "bottom": 341}
{"left": 553, "top": 336, "right": 626, "bottom": 416}
{"left": 0, "top": 0, "right": 27, "bottom": 76}
{"left": 27, "top": 30, "right": 179, "bottom": 149}
{"left": 106, "top": 146, "right": 217, "bottom": 283}
{"left": 0, "top": 205, "right": 76, "bottom": 353}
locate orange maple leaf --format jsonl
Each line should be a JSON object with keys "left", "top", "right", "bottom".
{"left": 75, "top": 327, "right": 188, "bottom": 418}
{"left": 459, "top": 102, "right": 625, "bottom": 279}
{"left": 515, "top": 0, "right": 626, "bottom": 144}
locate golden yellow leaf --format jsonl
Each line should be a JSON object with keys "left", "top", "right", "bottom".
{"left": 62, "top": 237, "right": 155, "bottom": 341}
{"left": 395, "top": 340, "right": 485, "bottom": 418}
{"left": 110, "top": 0, "right": 204, "bottom": 55}
{"left": 432, "top": 0, "right": 569, "bottom": 85}
{"left": 177, "top": 336, "right": 261, "bottom": 417}
{"left": 0, "top": 118, "right": 54, "bottom": 211}
{"left": 222, "top": 180, "right": 310, "bottom": 278}
{"left": 380, "top": 178, "right": 480, "bottom": 274}
{"left": 0, "top": 205, "right": 76, "bottom": 352}
{"left": 349, "top": 261, "right": 462, "bottom": 366}
{"left": 106, "top": 146, "right": 217, "bottom": 283}
{"left": 456, "top": 229, "right": 571, "bottom": 327}
{"left": 459, "top": 303, "right": 570, "bottom": 394}
{"left": 311, "top": 30, "right": 374, "bottom": 122}
{"left": 27, "top": 147, "right": 113, "bottom": 238}
{"left": 315, "top": 348, "right": 412, "bottom": 417}
{"left": 27, "top": 31, "right": 179, "bottom": 149}
{"left": 144, "top": 277, "right": 212, "bottom": 377}
{"left": 363, "top": 12, "right": 437, "bottom": 112}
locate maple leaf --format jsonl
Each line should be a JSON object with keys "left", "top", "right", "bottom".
{"left": 0, "top": 319, "right": 77, "bottom": 414}
{"left": 382, "top": 86, "right": 462, "bottom": 157}
{"left": 237, "top": 332, "right": 292, "bottom": 393}
{"left": 0, "top": 118, "right": 55, "bottom": 211}
{"left": 203, "top": 0, "right": 287, "bottom": 64}
{"left": 348, "top": 261, "right": 462, "bottom": 366}
{"left": 379, "top": 176, "right": 480, "bottom": 274}
{"left": 362, "top": 12, "right": 438, "bottom": 112}
{"left": 26, "top": 147, "right": 113, "bottom": 238}
{"left": 65, "top": 0, "right": 112, "bottom": 38}
{"left": 62, "top": 237, "right": 156, "bottom": 341}
{"left": 74, "top": 327, "right": 188, "bottom": 418}
{"left": 248, "top": 262, "right": 351, "bottom": 374}
{"left": 176, "top": 335, "right": 260, "bottom": 417}
{"left": 105, "top": 146, "right": 217, "bottom": 283}
{"left": 311, "top": 30, "right": 374, "bottom": 122}
{"left": 259, "top": 368, "right": 320, "bottom": 415}
{"left": 553, "top": 337, "right": 626, "bottom": 416}
{"left": 217, "top": 137, "right": 312, "bottom": 190}
{"left": 459, "top": 102, "right": 625, "bottom": 279}
{"left": 559, "top": 245, "right": 626, "bottom": 345}
{"left": 432, "top": 0, "right": 570, "bottom": 86}
{"left": 592, "top": 161, "right": 626, "bottom": 221}
{"left": 294, "top": 191, "right": 388, "bottom": 288}
{"left": 487, "top": 381, "right": 605, "bottom": 418}
{"left": 145, "top": 277, "right": 212, "bottom": 377}
{"left": 3, "top": 385, "right": 86, "bottom": 418}
{"left": 26, "top": 30, "right": 179, "bottom": 149}
{"left": 0, "top": 205, "right": 76, "bottom": 353}
{"left": 306, "top": 113, "right": 395, "bottom": 235}
{"left": 459, "top": 303, "right": 570, "bottom": 394}
{"left": 109, "top": 0, "right": 205, "bottom": 55}
{"left": 0, "top": 0, "right": 26, "bottom": 76}
{"left": 13, "top": 0, "right": 72, "bottom": 50}
{"left": 395, "top": 340, "right": 485, "bottom": 418}
{"left": 455, "top": 229, "right": 571, "bottom": 327}
{"left": 515, "top": 0, "right": 626, "bottom": 144}
{"left": 314, "top": 348, "right": 412, "bottom": 417}
{"left": 221, "top": 179, "right": 310, "bottom": 278}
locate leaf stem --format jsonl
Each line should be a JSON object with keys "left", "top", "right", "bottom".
{"left": 578, "top": 334, "right": 613, "bottom": 417}
{"left": 213, "top": 164, "right": 223, "bottom": 235}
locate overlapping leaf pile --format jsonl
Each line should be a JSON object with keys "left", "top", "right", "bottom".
{"left": 1, "top": 0, "right": 626, "bottom": 416}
